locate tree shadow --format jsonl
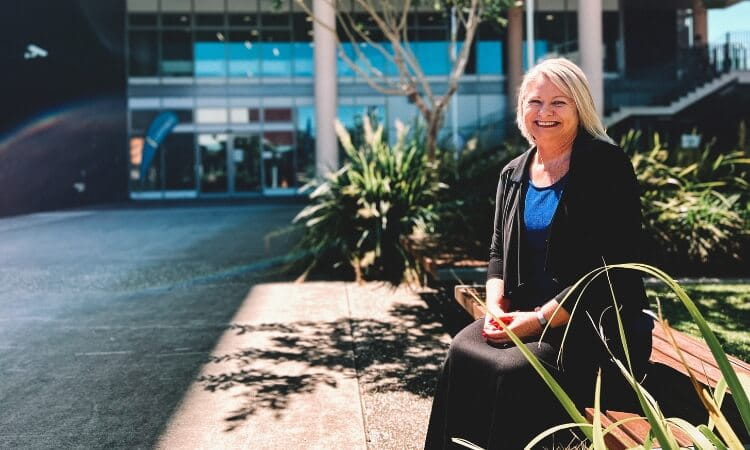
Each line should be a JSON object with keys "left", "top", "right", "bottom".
{"left": 198, "top": 298, "right": 451, "bottom": 430}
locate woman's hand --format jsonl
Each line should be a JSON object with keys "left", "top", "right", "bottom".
{"left": 483, "top": 311, "right": 542, "bottom": 344}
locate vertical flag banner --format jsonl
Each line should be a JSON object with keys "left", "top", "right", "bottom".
{"left": 139, "top": 111, "right": 179, "bottom": 182}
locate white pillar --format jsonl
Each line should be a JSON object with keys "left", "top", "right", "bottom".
{"left": 314, "top": 0, "right": 338, "bottom": 176}
{"left": 578, "top": 0, "right": 604, "bottom": 114}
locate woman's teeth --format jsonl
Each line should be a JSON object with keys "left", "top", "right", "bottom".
{"left": 536, "top": 121, "right": 558, "bottom": 127}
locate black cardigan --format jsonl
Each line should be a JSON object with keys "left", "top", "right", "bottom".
{"left": 488, "top": 133, "right": 649, "bottom": 332}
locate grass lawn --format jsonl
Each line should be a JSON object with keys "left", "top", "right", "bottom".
{"left": 647, "top": 283, "right": 750, "bottom": 361}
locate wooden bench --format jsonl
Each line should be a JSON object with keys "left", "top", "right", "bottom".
{"left": 453, "top": 284, "right": 750, "bottom": 449}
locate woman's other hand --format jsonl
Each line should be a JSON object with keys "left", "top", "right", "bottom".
{"left": 483, "top": 311, "right": 542, "bottom": 344}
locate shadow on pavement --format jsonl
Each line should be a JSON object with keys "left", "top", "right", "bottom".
{"left": 197, "top": 300, "right": 450, "bottom": 430}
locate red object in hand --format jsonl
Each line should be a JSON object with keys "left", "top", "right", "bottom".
{"left": 489, "top": 316, "right": 513, "bottom": 329}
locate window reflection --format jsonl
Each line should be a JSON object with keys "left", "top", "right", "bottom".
{"left": 261, "top": 29, "right": 292, "bottom": 77}
{"left": 262, "top": 131, "right": 295, "bottom": 189}
{"left": 228, "top": 31, "right": 260, "bottom": 77}
{"left": 162, "top": 29, "right": 193, "bottom": 76}
{"left": 199, "top": 134, "right": 228, "bottom": 192}
{"left": 164, "top": 133, "right": 196, "bottom": 190}
{"left": 296, "top": 106, "right": 316, "bottom": 185}
{"left": 195, "top": 30, "right": 227, "bottom": 77}
{"left": 129, "top": 30, "right": 158, "bottom": 76}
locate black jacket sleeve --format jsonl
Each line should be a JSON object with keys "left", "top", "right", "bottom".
{"left": 487, "top": 173, "right": 505, "bottom": 280}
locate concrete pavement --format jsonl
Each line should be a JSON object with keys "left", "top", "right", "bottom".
{"left": 0, "top": 203, "right": 453, "bottom": 449}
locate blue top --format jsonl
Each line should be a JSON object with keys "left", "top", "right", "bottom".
{"left": 523, "top": 173, "right": 568, "bottom": 306}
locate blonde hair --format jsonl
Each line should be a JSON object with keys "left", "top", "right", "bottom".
{"left": 515, "top": 58, "right": 614, "bottom": 146}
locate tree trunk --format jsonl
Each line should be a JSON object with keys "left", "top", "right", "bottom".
{"left": 425, "top": 112, "right": 443, "bottom": 162}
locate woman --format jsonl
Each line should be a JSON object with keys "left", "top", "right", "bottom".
{"left": 425, "top": 58, "right": 653, "bottom": 449}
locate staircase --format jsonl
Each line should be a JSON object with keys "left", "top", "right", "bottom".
{"left": 604, "top": 70, "right": 750, "bottom": 127}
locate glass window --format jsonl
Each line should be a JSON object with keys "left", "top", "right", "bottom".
{"left": 296, "top": 106, "right": 315, "bottom": 185}
{"left": 262, "top": 131, "right": 295, "bottom": 188}
{"left": 413, "top": 41, "right": 451, "bottom": 75}
{"left": 162, "top": 30, "right": 193, "bottom": 76}
{"left": 195, "top": 30, "right": 227, "bottom": 77}
{"left": 164, "top": 133, "right": 196, "bottom": 190}
{"left": 196, "top": 14, "right": 225, "bottom": 27}
{"left": 229, "top": 108, "right": 260, "bottom": 123}
{"left": 129, "top": 13, "right": 157, "bottom": 26}
{"left": 131, "top": 110, "right": 160, "bottom": 131}
{"left": 293, "top": 42, "right": 313, "bottom": 76}
{"left": 129, "top": 30, "right": 158, "bottom": 76}
{"left": 130, "top": 135, "right": 163, "bottom": 191}
{"left": 175, "top": 110, "right": 193, "bottom": 123}
{"left": 199, "top": 134, "right": 229, "bottom": 192}
{"left": 264, "top": 108, "right": 292, "bottom": 122}
{"left": 233, "top": 135, "right": 262, "bottom": 192}
{"left": 228, "top": 31, "right": 260, "bottom": 78}
{"left": 477, "top": 41, "right": 503, "bottom": 75}
{"left": 292, "top": 13, "right": 313, "bottom": 77}
{"left": 261, "top": 29, "right": 292, "bottom": 77}
{"left": 196, "top": 108, "right": 228, "bottom": 123}
{"left": 229, "top": 13, "right": 258, "bottom": 26}
{"left": 162, "top": 13, "right": 192, "bottom": 26}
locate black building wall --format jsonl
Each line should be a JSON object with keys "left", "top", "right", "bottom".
{"left": 0, "top": 0, "right": 127, "bottom": 217}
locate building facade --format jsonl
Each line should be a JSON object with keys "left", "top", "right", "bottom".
{"left": 0, "top": 0, "right": 746, "bottom": 216}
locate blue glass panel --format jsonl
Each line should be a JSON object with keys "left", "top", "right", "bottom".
{"left": 413, "top": 41, "right": 451, "bottom": 75}
{"left": 195, "top": 42, "right": 227, "bottom": 77}
{"left": 522, "top": 40, "right": 549, "bottom": 71}
{"left": 293, "top": 42, "right": 314, "bottom": 76}
{"left": 337, "top": 42, "right": 357, "bottom": 77}
{"left": 297, "top": 106, "right": 315, "bottom": 136}
{"left": 228, "top": 42, "right": 260, "bottom": 78}
{"left": 477, "top": 41, "right": 503, "bottom": 75}
{"left": 261, "top": 42, "right": 292, "bottom": 77}
{"left": 359, "top": 42, "right": 386, "bottom": 77}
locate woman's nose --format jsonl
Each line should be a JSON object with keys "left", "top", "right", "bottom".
{"left": 538, "top": 104, "right": 554, "bottom": 116}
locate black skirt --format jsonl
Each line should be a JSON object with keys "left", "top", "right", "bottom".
{"left": 424, "top": 318, "right": 651, "bottom": 450}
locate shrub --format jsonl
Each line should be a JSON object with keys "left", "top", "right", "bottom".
{"left": 433, "top": 138, "right": 525, "bottom": 261}
{"left": 292, "top": 117, "right": 444, "bottom": 285}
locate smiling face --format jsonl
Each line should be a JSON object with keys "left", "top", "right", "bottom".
{"left": 522, "top": 75, "right": 579, "bottom": 148}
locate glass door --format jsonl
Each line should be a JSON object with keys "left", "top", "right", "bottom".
{"left": 262, "top": 131, "right": 296, "bottom": 190}
{"left": 230, "top": 134, "right": 262, "bottom": 193}
{"left": 198, "top": 133, "right": 229, "bottom": 193}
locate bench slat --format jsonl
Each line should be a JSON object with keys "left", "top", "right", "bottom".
{"left": 651, "top": 337, "right": 721, "bottom": 386}
{"left": 584, "top": 408, "right": 638, "bottom": 450}
{"left": 606, "top": 411, "right": 694, "bottom": 448}
{"left": 653, "top": 324, "right": 750, "bottom": 375}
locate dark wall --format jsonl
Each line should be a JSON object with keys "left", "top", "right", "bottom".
{"left": 0, "top": 0, "right": 127, "bottom": 217}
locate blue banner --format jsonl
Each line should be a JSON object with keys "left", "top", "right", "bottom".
{"left": 140, "top": 111, "right": 179, "bottom": 182}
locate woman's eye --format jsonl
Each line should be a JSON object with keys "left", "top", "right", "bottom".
{"left": 528, "top": 99, "right": 541, "bottom": 105}
{"left": 553, "top": 101, "right": 566, "bottom": 106}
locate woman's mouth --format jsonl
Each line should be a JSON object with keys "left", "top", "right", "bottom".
{"left": 535, "top": 120, "right": 560, "bottom": 128}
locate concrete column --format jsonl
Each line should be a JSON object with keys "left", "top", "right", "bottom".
{"left": 692, "top": 0, "right": 708, "bottom": 46}
{"left": 507, "top": 6, "right": 524, "bottom": 114}
{"left": 314, "top": 0, "right": 338, "bottom": 176}
{"left": 578, "top": 0, "right": 604, "bottom": 114}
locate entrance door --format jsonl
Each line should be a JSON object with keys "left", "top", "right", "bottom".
{"left": 262, "top": 130, "right": 296, "bottom": 191}
{"left": 230, "top": 134, "right": 262, "bottom": 193}
{"left": 198, "top": 133, "right": 229, "bottom": 193}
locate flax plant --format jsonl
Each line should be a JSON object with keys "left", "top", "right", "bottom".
{"left": 454, "top": 263, "right": 750, "bottom": 449}
{"left": 293, "top": 116, "right": 444, "bottom": 285}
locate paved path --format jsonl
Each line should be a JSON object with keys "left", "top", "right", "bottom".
{"left": 0, "top": 204, "right": 451, "bottom": 449}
